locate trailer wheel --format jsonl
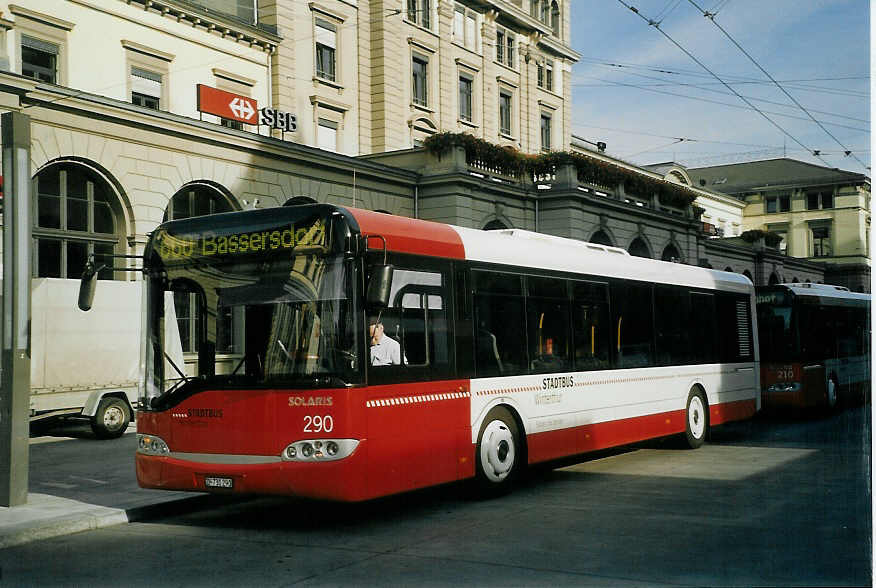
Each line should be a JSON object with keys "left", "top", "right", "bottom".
{"left": 684, "top": 388, "right": 708, "bottom": 449}
{"left": 91, "top": 397, "right": 131, "bottom": 439}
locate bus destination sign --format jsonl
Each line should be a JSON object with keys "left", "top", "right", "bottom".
{"left": 156, "top": 219, "right": 328, "bottom": 261}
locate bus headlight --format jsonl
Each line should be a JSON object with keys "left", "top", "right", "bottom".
{"left": 137, "top": 434, "right": 170, "bottom": 456}
{"left": 281, "top": 439, "right": 359, "bottom": 462}
{"left": 766, "top": 382, "right": 801, "bottom": 394}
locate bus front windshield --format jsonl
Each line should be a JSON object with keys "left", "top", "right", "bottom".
{"left": 144, "top": 217, "right": 361, "bottom": 408}
{"left": 756, "top": 300, "right": 797, "bottom": 362}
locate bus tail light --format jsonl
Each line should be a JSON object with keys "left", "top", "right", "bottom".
{"left": 281, "top": 439, "right": 359, "bottom": 462}
{"left": 138, "top": 434, "right": 170, "bottom": 455}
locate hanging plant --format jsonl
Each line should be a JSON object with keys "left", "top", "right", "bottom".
{"left": 421, "top": 132, "right": 700, "bottom": 207}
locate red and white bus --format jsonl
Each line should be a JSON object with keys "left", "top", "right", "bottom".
{"left": 129, "top": 203, "right": 759, "bottom": 501}
{"left": 756, "top": 283, "right": 870, "bottom": 410}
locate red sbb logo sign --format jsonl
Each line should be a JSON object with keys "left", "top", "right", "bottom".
{"left": 196, "top": 85, "right": 297, "bottom": 132}
{"left": 198, "top": 84, "right": 258, "bottom": 124}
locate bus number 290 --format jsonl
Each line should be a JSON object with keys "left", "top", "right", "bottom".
{"left": 303, "top": 415, "right": 333, "bottom": 433}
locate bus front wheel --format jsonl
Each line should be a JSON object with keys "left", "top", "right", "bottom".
{"left": 475, "top": 407, "right": 521, "bottom": 495}
{"left": 684, "top": 388, "right": 708, "bottom": 449}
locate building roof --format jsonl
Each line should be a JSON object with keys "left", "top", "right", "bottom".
{"left": 686, "top": 158, "right": 869, "bottom": 195}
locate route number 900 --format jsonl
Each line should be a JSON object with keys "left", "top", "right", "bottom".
{"left": 303, "top": 415, "right": 333, "bottom": 433}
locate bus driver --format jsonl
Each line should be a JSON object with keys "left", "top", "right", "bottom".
{"left": 369, "top": 318, "right": 402, "bottom": 366}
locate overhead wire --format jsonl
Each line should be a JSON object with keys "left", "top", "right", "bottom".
{"left": 615, "top": 0, "right": 836, "bottom": 168}
{"left": 686, "top": 0, "right": 869, "bottom": 170}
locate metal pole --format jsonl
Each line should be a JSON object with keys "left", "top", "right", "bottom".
{"left": 0, "top": 111, "right": 31, "bottom": 507}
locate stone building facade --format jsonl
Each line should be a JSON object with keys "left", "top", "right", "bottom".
{"left": 689, "top": 160, "right": 871, "bottom": 292}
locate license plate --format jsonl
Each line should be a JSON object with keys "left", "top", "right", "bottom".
{"left": 204, "top": 476, "right": 233, "bottom": 489}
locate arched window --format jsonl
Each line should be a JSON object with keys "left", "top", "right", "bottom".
{"left": 284, "top": 196, "right": 318, "bottom": 206}
{"left": 724, "top": 266, "right": 733, "bottom": 273}
{"left": 743, "top": 270, "right": 753, "bottom": 281}
{"left": 33, "top": 161, "right": 123, "bottom": 280}
{"left": 628, "top": 237, "right": 651, "bottom": 258}
{"left": 589, "top": 230, "right": 613, "bottom": 246}
{"left": 483, "top": 219, "right": 508, "bottom": 230}
{"left": 164, "top": 181, "right": 234, "bottom": 221}
{"left": 164, "top": 182, "right": 236, "bottom": 355}
{"left": 661, "top": 243, "right": 681, "bottom": 262}
{"left": 768, "top": 272, "right": 780, "bottom": 285}
{"left": 792, "top": 276, "right": 800, "bottom": 283}
{"left": 551, "top": 1, "right": 560, "bottom": 36}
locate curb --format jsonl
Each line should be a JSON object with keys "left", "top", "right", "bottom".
{"left": 0, "top": 493, "right": 235, "bottom": 550}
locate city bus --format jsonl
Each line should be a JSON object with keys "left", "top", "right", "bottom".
{"left": 108, "top": 203, "right": 758, "bottom": 501}
{"left": 756, "top": 283, "right": 870, "bottom": 411}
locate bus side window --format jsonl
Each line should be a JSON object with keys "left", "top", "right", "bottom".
{"left": 690, "top": 292, "right": 718, "bottom": 364}
{"left": 527, "top": 276, "right": 571, "bottom": 374}
{"left": 572, "top": 281, "right": 609, "bottom": 371}
{"left": 654, "top": 285, "right": 690, "bottom": 366}
{"left": 473, "top": 271, "right": 526, "bottom": 377}
{"left": 610, "top": 281, "right": 655, "bottom": 369}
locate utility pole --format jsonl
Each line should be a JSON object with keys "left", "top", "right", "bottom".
{"left": 0, "top": 111, "right": 31, "bottom": 507}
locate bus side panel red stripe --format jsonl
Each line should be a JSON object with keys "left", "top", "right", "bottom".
{"left": 346, "top": 207, "right": 466, "bottom": 259}
{"left": 709, "top": 399, "right": 757, "bottom": 425}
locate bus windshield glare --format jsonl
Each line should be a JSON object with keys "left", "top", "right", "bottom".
{"left": 143, "top": 208, "right": 360, "bottom": 408}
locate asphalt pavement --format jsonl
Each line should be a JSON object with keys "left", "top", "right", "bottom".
{"left": 0, "top": 419, "right": 211, "bottom": 549}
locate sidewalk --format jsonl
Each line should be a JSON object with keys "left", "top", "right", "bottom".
{"left": 0, "top": 421, "right": 209, "bottom": 549}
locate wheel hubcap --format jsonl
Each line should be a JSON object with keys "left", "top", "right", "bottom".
{"left": 688, "top": 396, "right": 705, "bottom": 439}
{"left": 480, "top": 420, "right": 516, "bottom": 483}
{"left": 104, "top": 406, "right": 124, "bottom": 430}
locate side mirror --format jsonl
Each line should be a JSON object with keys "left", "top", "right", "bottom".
{"left": 78, "top": 261, "right": 101, "bottom": 311}
{"left": 366, "top": 264, "right": 393, "bottom": 309}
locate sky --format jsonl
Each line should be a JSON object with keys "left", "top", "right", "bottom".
{"left": 568, "top": 0, "right": 870, "bottom": 174}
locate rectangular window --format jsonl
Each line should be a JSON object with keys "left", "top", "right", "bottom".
{"left": 496, "top": 29, "right": 505, "bottom": 63}
{"left": 221, "top": 119, "right": 244, "bottom": 130}
{"left": 22, "top": 36, "right": 58, "bottom": 84}
{"left": 315, "top": 19, "right": 337, "bottom": 82}
{"left": 454, "top": 7, "right": 464, "bottom": 40}
{"left": 412, "top": 56, "right": 428, "bottom": 106}
{"left": 540, "top": 113, "right": 552, "bottom": 151}
{"left": 473, "top": 271, "right": 526, "bottom": 377}
{"left": 458, "top": 76, "right": 472, "bottom": 122}
{"left": 465, "top": 13, "right": 476, "bottom": 50}
{"left": 370, "top": 263, "right": 450, "bottom": 382}
{"left": 506, "top": 34, "right": 515, "bottom": 67}
{"left": 499, "top": 92, "right": 512, "bottom": 135}
{"left": 654, "top": 285, "right": 690, "bottom": 365}
{"left": 610, "top": 282, "right": 654, "bottom": 368}
{"left": 131, "top": 67, "right": 162, "bottom": 110}
{"left": 812, "top": 226, "right": 831, "bottom": 257}
{"left": 690, "top": 292, "right": 718, "bottom": 363}
{"left": 572, "top": 281, "right": 610, "bottom": 371}
{"left": 537, "top": 63, "right": 544, "bottom": 88}
{"left": 545, "top": 61, "right": 553, "bottom": 91}
{"left": 317, "top": 118, "right": 338, "bottom": 152}
{"left": 407, "top": 0, "right": 430, "bottom": 28}
{"left": 527, "top": 284, "right": 571, "bottom": 373}
{"left": 765, "top": 193, "right": 790, "bottom": 213}
{"left": 807, "top": 191, "right": 834, "bottom": 210}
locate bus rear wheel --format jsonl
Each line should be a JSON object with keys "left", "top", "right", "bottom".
{"left": 475, "top": 407, "right": 521, "bottom": 495}
{"left": 91, "top": 397, "right": 131, "bottom": 439}
{"left": 684, "top": 389, "right": 708, "bottom": 449}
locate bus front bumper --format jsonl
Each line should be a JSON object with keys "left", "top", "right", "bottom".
{"left": 136, "top": 448, "right": 371, "bottom": 502}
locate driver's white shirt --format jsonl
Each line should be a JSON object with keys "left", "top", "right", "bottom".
{"left": 370, "top": 334, "right": 402, "bottom": 366}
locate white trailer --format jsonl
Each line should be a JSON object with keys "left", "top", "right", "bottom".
{"left": 29, "top": 277, "right": 142, "bottom": 438}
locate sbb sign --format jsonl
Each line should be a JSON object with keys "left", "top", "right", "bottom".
{"left": 196, "top": 85, "right": 296, "bottom": 132}
{"left": 259, "top": 108, "right": 297, "bottom": 132}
